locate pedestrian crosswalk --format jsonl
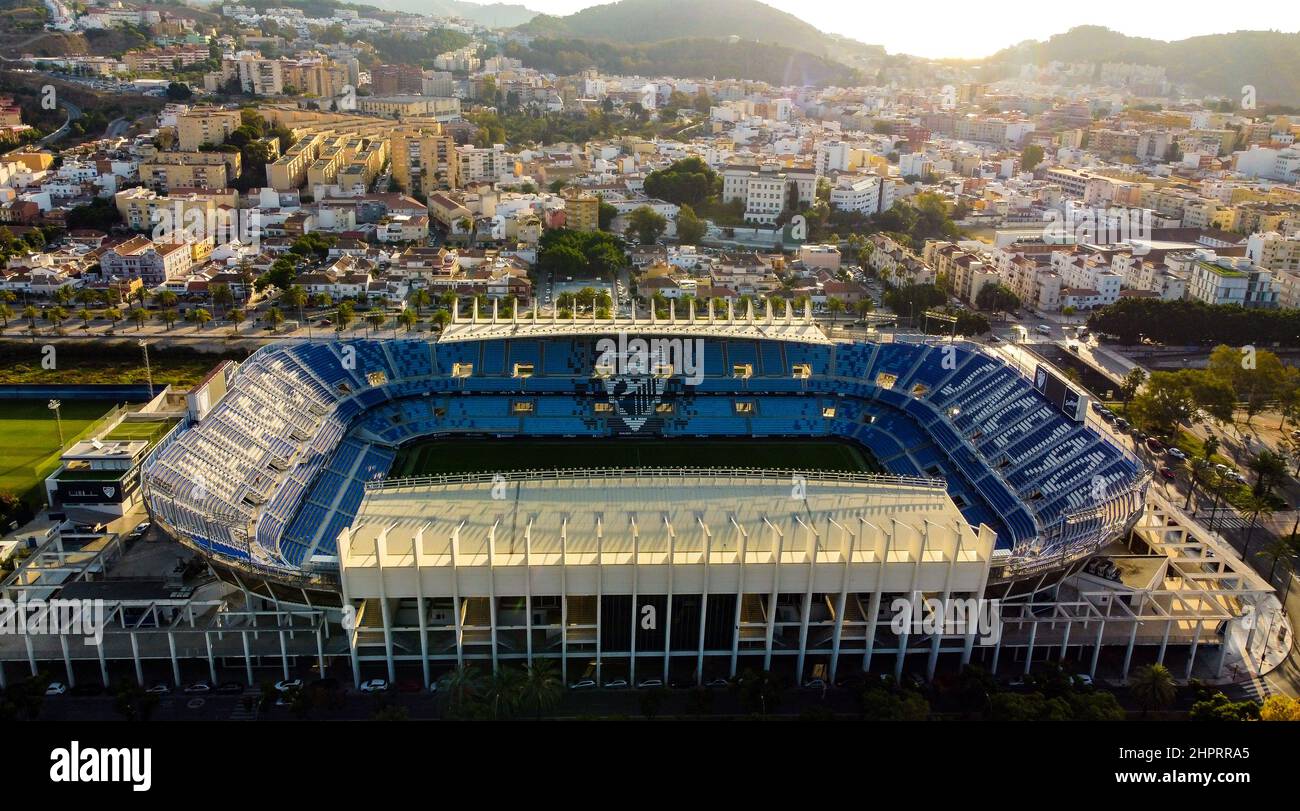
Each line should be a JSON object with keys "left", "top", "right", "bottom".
{"left": 228, "top": 692, "right": 260, "bottom": 721}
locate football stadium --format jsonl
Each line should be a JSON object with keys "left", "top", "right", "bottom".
{"left": 127, "top": 301, "right": 1248, "bottom": 686}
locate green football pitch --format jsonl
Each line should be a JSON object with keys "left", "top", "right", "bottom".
{"left": 0, "top": 399, "right": 120, "bottom": 504}
{"left": 389, "top": 437, "right": 881, "bottom": 478}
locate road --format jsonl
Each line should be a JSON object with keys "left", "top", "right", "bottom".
{"left": 37, "top": 99, "right": 80, "bottom": 145}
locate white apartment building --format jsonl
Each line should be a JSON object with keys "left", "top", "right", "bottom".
{"left": 457, "top": 144, "right": 512, "bottom": 186}
{"left": 1171, "top": 249, "right": 1280, "bottom": 308}
{"left": 828, "top": 175, "right": 886, "bottom": 215}
{"left": 721, "top": 165, "right": 817, "bottom": 225}
{"left": 1247, "top": 231, "right": 1300, "bottom": 273}
{"left": 1051, "top": 251, "right": 1123, "bottom": 309}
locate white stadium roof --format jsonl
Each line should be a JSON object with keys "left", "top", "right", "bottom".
{"left": 436, "top": 297, "right": 833, "bottom": 344}
{"left": 341, "top": 469, "right": 991, "bottom": 565}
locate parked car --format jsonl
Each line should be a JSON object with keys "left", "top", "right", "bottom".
{"left": 1158, "top": 467, "right": 1177, "bottom": 481}
{"left": 217, "top": 682, "right": 244, "bottom": 694}
{"left": 183, "top": 681, "right": 211, "bottom": 694}
{"left": 568, "top": 678, "right": 597, "bottom": 690}
{"left": 602, "top": 678, "right": 629, "bottom": 689}
{"left": 146, "top": 683, "right": 171, "bottom": 695}
{"left": 45, "top": 681, "right": 67, "bottom": 696}
{"left": 274, "top": 679, "right": 302, "bottom": 692}
{"left": 1167, "top": 447, "right": 1187, "bottom": 461}
{"left": 803, "top": 678, "right": 828, "bottom": 690}
{"left": 358, "top": 679, "right": 388, "bottom": 693}
{"left": 1145, "top": 438, "right": 1165, "bottom": 454}
{"left": 635, "top": 678, "right": 664, "bottom": 689}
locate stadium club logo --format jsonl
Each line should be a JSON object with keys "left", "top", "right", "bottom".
{"left": 0, "top": 597, "right": 107, "bottom": 646}
{"left": 889, "top": 594, "right": 1001, "bottom": 645}
{"left": 595, "top": 334, "right": 705, "bottom": 431}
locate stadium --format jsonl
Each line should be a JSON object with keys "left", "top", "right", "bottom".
{"left": 139, "top": 301, "right": 1155, "bottom": 684}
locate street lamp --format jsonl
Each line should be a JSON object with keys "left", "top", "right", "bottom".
{"left": 139, "top": 339, "right": 153, "bottom": 398}
{"left": 48, "top": 399, "right": 64, "bottom": 447}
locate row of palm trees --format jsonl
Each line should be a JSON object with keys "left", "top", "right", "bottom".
{"left": 436, "top": 660, "right": 564, "bottom": 720}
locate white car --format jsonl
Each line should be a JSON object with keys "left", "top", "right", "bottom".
{"left": 273, "top": 679, "right": 302, "bottom": 692}
{"left": 45, "top": 681, "right": 67, "bottom": 696}
{"left": 1074, "top": 674, "right": 1094, "bottom": 687}
{"left": 568, "top": 678, "right": 597, "bottom": 690}
{"left": 603, "top": 678, "right": 629, "bottom": 689}
{"left": 1166, "top": 448, "right": 1187, "bottom": 461}
{"left": 146, "top": 683, "right": 171, "bottom": 694}
{"left": 359, "top": 679, "right": 388, "bottom": 693}
{"left": 635, "top": 678, "right": 664, "bottom": 689}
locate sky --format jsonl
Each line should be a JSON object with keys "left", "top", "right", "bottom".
{"left": 499, "top": 0, "right": 1300, "bottom": 59}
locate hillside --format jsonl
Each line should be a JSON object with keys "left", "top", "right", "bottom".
{"left": 516, "top": 0, "right": 883, "bottom": 62}
{"left": 504, "top": 36, "right": 860, "bottom": 87}
{"left": 986, "top": 25, "right": 1300, "bottom": 106}
{"left": 359, "top": 0, "right": 537, "bottom": 26}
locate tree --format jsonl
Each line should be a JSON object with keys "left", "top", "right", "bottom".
{"left": 192, "top": 308, "right": 212, "bottom": 330}
{"left": 626, "top": 205, "right": 667, "bottom": 245}
{"left": 642, "top": 157, "right": 719, "bottom": 207}
{"left": 974, "top": 283, "right": 1020, "bottom": 314}
{"left": 130, "top": 307, "right": 147, "bottom": 330}
{"left": 1257, "top": 535, "right": 1298, "bottom": 584}
{"left": 365, "top": 307, "right": 385, "bottom": 334}
{"left": 211, "top": 283, "right": 234, "bottom": 318}
{"left": 518, "top": 659, "right": 562, "bottom": 720}
{"left": 1189, "top": 692, "right": 1259, "bottom": 721}
{"left": 336, "top": 300, "right": 355, "bottom": 331}
{"left": 1118, "top": 368, "right": 1147, "bottom": 414}
{"left": 1129, "top": 664, "right": 1176, "bottom": 714}
{"left": 1239, "top": 491, "right": 1275, "bottom": 561}
{"left": 397, "top": 307, "right": 418, "bottom": 332}
{"left": 1247, "top": 449, "right": 1288, "bottom": 496}
{"left": 438, "top": 665, "right": 483, "bottom": 718}
{"left": 266, "top": 306, "right": 285, "bottom": 331}
{"left": 165, "top": 82, "right": 193, "bottom": 101}
{"left": 483, "top": 667, "right": 525, "bottom": 720}
{"left": 1020, "top": 144, "right": 1045, "bottom": 172}
{"left": 826, "top": 296, "right": 845, "bottom": 325}
{"left": 676, "top": 203, "right": 707, "bottom": 244}
{"left": 1260, "top": 695, "right": 1300, "bottom": 721}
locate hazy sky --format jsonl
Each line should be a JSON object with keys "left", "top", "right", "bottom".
{"left": 504, "top": 0, "right": 1300, "bottom": 59}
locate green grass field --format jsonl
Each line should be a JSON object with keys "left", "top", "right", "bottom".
{"left": 390, "top": 438, "right": 881, "bottom": 478}
{"left": 0, "top": 399, "right": 121, "bottom": 504}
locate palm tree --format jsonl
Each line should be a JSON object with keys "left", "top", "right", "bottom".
{"left": 211, "top": 283, "right": 234, "bottom": 319}
{"left": 0, "top": 301, "right": 12, "bottom": 327}
{"left": 827, "top": 296, "right": 845, "bottom": 325}
{"left": 409, "top": 288, "right": 431, "bottom": 317}
{"left": 130, "top": 307, "right": 147, "bottom": 330}
{"left": 439, "top": 664, "right": 483, "bottom": 717}
{"left": 1248, "top": 450, "right": 1288, "bottom": 497}
{"left": 518, "top": 659, "right": 563, "bottom": 720}
{"left": 365, "top": 307, "right": 385, "bottom": 335}
{"left": 1257, "top": 535, "right": 1298, "bottom": 584}
{"left": 1239, "top": 492, "right": 1275, "bottom": 561}
{"left": 266, "top": 306, "right": 285, "bottom": 332}
{"left": 1129, "top": 664, "right": 1176, "bottom": 714}
{"left": 397, "top": 308, "right": 417, "bottom": 332}
{"left": 484, "top": 666, "right": 525, "bottom": 720}
{"left": 105, "top": 306, "right": 122, "bottom": 329}
{"left": 22, "top": 304, "right": 38, "bottom": 329}
{"left": 192, "top": 308, "right": 212, "bottom": 330}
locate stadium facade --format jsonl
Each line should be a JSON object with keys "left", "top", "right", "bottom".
{"left": 137, "top": 304, "right": 1156, "bottom": 682}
